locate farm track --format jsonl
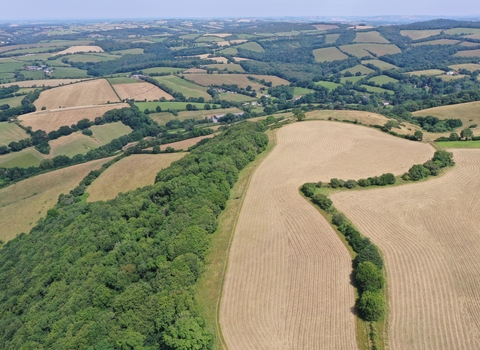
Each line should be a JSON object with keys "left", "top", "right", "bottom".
{"left": 220, "top": 121, "right": 434, "bottom": 350}
{"left": 332, "top": 149, "right": 480, "bottom": 350}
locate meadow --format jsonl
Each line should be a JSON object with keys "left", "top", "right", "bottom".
{"left": 0, "top": 147, "right": 45, "bottom": 168}
{"left": 313, "top": 47, "right": 348, "bottom": 62}
{"left": 361, "top": 59, "right": 399, "bottom": 70}
{"left": 340, "top": 44, "right": 401, "bottom": 58}
{"left": 152, "top": 75, "right": 210, "bottom": 99}
{"left": 354, "top": 31, "right": 390, "bottom": 44}
{"left": 135, "top": 101, "right": 205, "bottom": 111}
{"left": 0, "top": 122, "right": 29, "bottom": 144}
{"left": 400, "top": 29, "right": 442, "bottom": 40}
{"left": 112, "top": 82, "right": 174, "bottom": 101}
{"left": 184, "top": 73, "right": 289, "bottom": 89}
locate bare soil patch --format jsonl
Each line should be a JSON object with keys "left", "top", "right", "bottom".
{"left": 332, "top": 149, "right": 480, "bottom": 349}
{"left": 34, "top": 79, "right": 120, "bottom": 110}
{"left": 221, "top": 121, "right": 433, "bottom": 350}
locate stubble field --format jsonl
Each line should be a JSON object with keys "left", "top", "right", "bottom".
{"left": 19, "top": 103, "right": 129, "bottom": 132}
{"left": 34, "top": 79, "right": 120, "bottom": 110}
{"left": 332, "top": 149, "right": 480, "bottom": 349}
{"left": 112, "top": 82, "right": 174, "bottom": 101}
{"left": 0, "top": 157, "right": 112, "bottom": 242}
{"left": 220, "top": 121, "right": 434, "bottom": 350}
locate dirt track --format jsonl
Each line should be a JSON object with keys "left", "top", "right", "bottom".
{"left": 220, "top": 121, "right": 434, "bottom": 349}
{"left": 332, "top": 149, "right": 480, "bottom": 349}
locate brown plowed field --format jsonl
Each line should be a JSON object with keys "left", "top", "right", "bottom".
{"left": 112, "top": 82, "right": 173, "bottom": 101}
{"left": 220, "top": 121, "right": 434, "bottom": 350}
{"left": 332, "top": 149, "right": 480, "bottom": 350}
{"left": 19, "top": 103, "right": 129, "bottom": 132}
{"left": 87, "top": 153, "right": 185, "bottom": 202}
{"left": 34, "top": 79, "right": 120, "bottom": 110}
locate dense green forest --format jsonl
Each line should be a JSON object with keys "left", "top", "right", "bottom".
{"left": 0, "top": 122, "right": 268, "bottom": 349}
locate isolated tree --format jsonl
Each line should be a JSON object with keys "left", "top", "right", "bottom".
{"left": 414, "top": 130, "right": 423, "bottom": 141}
{"left": 461, "top": 127, "right": 473, "bottom": 140}
{"left": 293, "top": 108, "right": 306, "bottom": 121}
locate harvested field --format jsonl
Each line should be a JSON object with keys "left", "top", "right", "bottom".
{"left": 34, "top": 79, "right": 120, "bottom": 110}
{"left": 408, "top": 69, "right": 445, "bottom": 76}
{"left": 341, "top": 64, "right": 374, "bottom": 75}
{"left": 204, "top": 33, "right": 232, "bottom": 38}
{"left": 183, "top": 68, "right": 207, "bottom": 74}
{"left": 87, "top": 153, "right": 185, "bottom": 202}
{"left": 161, "top": 134, "right": 216, "bottom": 151}
{"left": 221, "top": 121, "right": 434, "bottom": 350}
{"left": 0, "top": 79, "right": 86, "bottom": 88}
{"left": 206, "top": 63, "right": 245, "bottom": 72}
{"left": 19, "top": 103, "right": 129, "bottom": 132}
{"left": 412, "top": 39, "right": 460, "bottom": 46}
{"left": 449, "top": 63, "right": 480, "bottom": 71}
{"left": 413, "top": 101, "right": 480, "bottom": 134}
{"left": 332, "top": 149, "right": 480, "bottom": 350}
{"left": 313, "top": 47, "right": 348, "bottom": 62}
{"left": 152, "top": 75, "right": 210, "bottom": 99}
{"left": 57, "top": 45, "right": 104, "bottom": 55}
{"left": 400, "top": 29, "right": 442, "bottom": 40}
{"left": 0, "top": 157, "right": 112, "bottom": 242}
{"left": 354, "top": 31, "right": 390, "bottom": 44}
{"left": 112, "top": 82, "right": 173, "bottom": 101}
{"left": 184, "top": 74, "right": 289, "bottom": 89}
{"left": 314, "top": 24, "right": 339, "bottom": 30}
{"left": 325, "top": 34, "right": 341, "bottom": 44}
{"left": 454, "top": 49, "right": 480, "bottom": 58}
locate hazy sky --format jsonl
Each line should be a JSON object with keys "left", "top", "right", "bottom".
{"left": 2, "top": 0, "right": 480, "bottom": 21}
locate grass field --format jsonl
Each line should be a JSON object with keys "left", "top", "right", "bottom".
{"left": 87, "top": 153, "right": 186, "bottom": 202}
{"left": 325, "top": 33, "right": 341, "bottom": 44}
{"left": 437, "top": 140, "right": 480, "bottom": 149}
{"left": 315, "top": 80, "right": 343, "bottom": 89}
{"left": 354, "top": 31, "right": 390, "bottom": 44}
{"left": 206, "top": 63, "right": 245, "bottom": 72}
{"left": 0, "top": 147, "right": 45, "bottom": 168}
{"left": 220, "top": 121, "right": 433, "bottom": 350}
{"left": 219, "top": 47, "right": 238, "bottom": 55}
{"left": 293, "top": 87, "right": 314, "bottom": 96}
{"left": 412, "top": 39, "right": 460, "bottom": 46}
{"left": 437, "top": 74, "right": 468, "bottom": 81}
{"left": 460, "top": 41, "right": 480, "bottom": 47}
{"left": 0, "top": 157, "right": 111, "bottom": 242}
{"left": 112, "top": 82, "right": 173, "bottom": 101}
{"left": 454, "top": 49, "right": 480, "bottom": 58}
{"left": 49, "top": 122, "right": 131, "bottom": 157}
{"left": 34, "top": 79, "right": 119, "bottom": 109}
{"left": 19, "top": 70, "right": 45, "bottom": 80}
{"left": 362, "top": 84, "right": 394, "bottom": 94}
{"left": 236, "top": 42, "right": 264, "bottom": 52}
{"left": 400, "top": 29, "right": 442, "bottom": 40}
{"left": 341, "top": 64, "right": 374, "bottom": 75}
{"left": 0, "top": 95, "right": 25, "bottom": 108}
{"left": 369, "top": 75, "right": 399, "bottom": 85}
{"left": 57, "top": 46, "right": 104, "bottom": 55}
{"left": 449, "top": 63, "right": 480, "bottom": 71}
{"left": 195, "top": 36, "right": 224, "bottom": 43}
{"left": 62, "top": 53, "right": 118, "bottom": 63}
{"left": 444, "top": 28, "right": 480, "bottom": 36}
{"left": 111, "top": 48, "right": 145, "bottom": 55}
{"left": 149, "top": 107, "right": 243, "bottom": 125}
{"left": 340, "top": 43, "right": 401, "bottom": 58}
{"left": 340, "top": 76, "right": 364, "bottom": 84}
{"left": 361, "top": 59, "right": 399, "bottom": 70}
{"left": 184, "top": 73, "right": 289, "bottom": 89}
{"left": 332, "top": 149, "right": 480, "bottom": 349}
{"left": 218, "top": 93, "right": 256, "bottom": 102}
{"left": 136, "top": 101, "right": 205, "bottom": 111}
{"left": 13, "top": 54, "right": 53, "bottom": 62}
{"left": 313, "top": 47, "right": 348, "bottom": 62}
{"left": 142, "top": 67, "right": 185, "bottom": 75}
{"left": 0, "top": 62, "right": 27, "bottom": 73}
{"left": 49, "top": 67, "right": 90, "bottom": 78}
{"left": 152, "top": 75, "right": 210, "bottom": 99}
{"left": 408, "top": 69, "right": 445, "bottom": 76}
{"left": 413, "top": 101, "right": 480, "bottom": 134}
{"left": 19, "top": 103, "right": 129, "bottom": 132}
{"left": 0, "top": 122, "right": 29, "bottom": 144}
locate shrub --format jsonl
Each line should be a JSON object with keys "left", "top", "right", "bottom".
{"left": 82, "top": 129, "right": 93, "bottom": 136}
{"left": 330, "top": 178, "right": 341, "bottom": 188}
{"left": 432, "top": 150, "right": 454, "bottom": 167}
{"left": 358, "top": 178, "right": 370, "bottom": 187}
{"left": 356, "top": 291, "right": 385, "bottom": 322}
{"left": 355, "top": 262, "right": 384, "bottom": 293}
{"left": 312, "top": 193, "right": 332, "bottom": 210}
{"left": 344, "top": 179, "right": 357, "bottom": 189}
{"left": 407, "top": 164, "right": 430, "bottom": 181}
{"left": 301, "top": 182, "right": 316, "bottom": 197}
{"left": 332, "top": 213, "right": 347, "bottom": 227}
{"left": 423, "top": 160, "right": 440, "bottom": 176}
{"left": 379, "top": 173, "right": 395, "bottom": 185}
{"left": 354, "top": 244, "right": 383, "bottom": 269}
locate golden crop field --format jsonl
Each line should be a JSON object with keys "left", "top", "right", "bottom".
{"left": 313, "top": 47, "right": 348, "bottom": 62}
{"left": 19, "top": 103, "right": 129, "bottom": 132}
{"left": 340, "top": 44, "right": 401, "bottom": 58}
{"left": 34, "top": 79, "right": 120, "bottom": 110}
{"left": 57, "top": 45, "right": 104, "bottom": 55}
{"left": 449, "top": 63, "right": 480, "bottom": 71}
{"left": 220, "top": 121, "right": 434, "bottom": 350}
{"left": 0, "top": 157, "right": 112, "bottom": 242}
{"left": 112, "top": 82, "right": 174, "bottom": 101}
{"left": 413, "top": 101, "right": 480, "bottom": 135}
{"left": 354, "top": 31, "right": 390, "bottom": 44}
{"left": 0, "top": 79, "right": 86, "bottom": 88}
{"left": 400, "top": 29, "right": 442, "bottom": 40}
{"left": 332, "top": 149, "right": 480, "bottom": 349}
{"left": 87, "top": 153, "right": 185, "bottom": 202}
{"left": 185, "top": 73, "right": 289, "bottom": 89}
{"left": 454, "top": 49, "right": 480, "bottom": 58}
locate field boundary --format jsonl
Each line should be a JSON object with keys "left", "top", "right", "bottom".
{"left": 195, "top": 127, "right": 278, "bottom": 350}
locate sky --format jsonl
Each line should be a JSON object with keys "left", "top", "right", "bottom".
{"left": 2, "top": 0, "right": 480, "bottom": 21}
